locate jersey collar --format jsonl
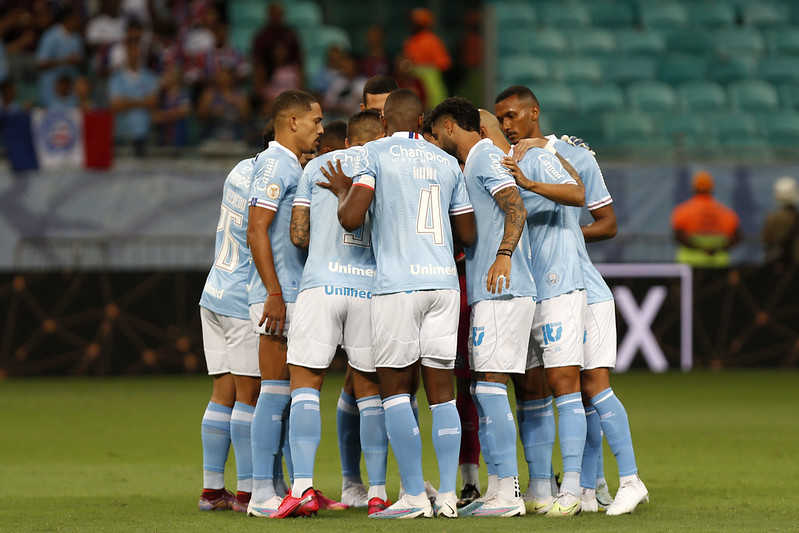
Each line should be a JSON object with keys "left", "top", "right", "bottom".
{"left": 268, "top": 140, "right": 300, "bottom": 165}
{"left": 464, "top": 138, "right": 492, "bottom": 168}
{"left": 391, "top": 131, "right": 421, "bottom": 139}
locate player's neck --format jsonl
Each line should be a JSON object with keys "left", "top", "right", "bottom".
{"left": 273, "top": 135, "right": 302, "bottom": 160}
{"left": 457, "top": 132, "right": 482, "bottom": 164}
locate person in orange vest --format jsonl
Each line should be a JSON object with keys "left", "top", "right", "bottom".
{"left": 671, "top": 171, "right": 741, "bottom": 267}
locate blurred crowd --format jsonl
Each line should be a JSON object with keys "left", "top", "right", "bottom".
{"left": 0, "top": 0, "right": 482, "bottom": 156}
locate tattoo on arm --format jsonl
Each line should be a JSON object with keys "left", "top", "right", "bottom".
{"left": 493, "top": 186, "right": 527, "bottom": 252}
{"left": 290, "top": 207, "right": 311, "bottom": 249}
{"left": 555, "top": 152, "right": 585, "bottom": 189}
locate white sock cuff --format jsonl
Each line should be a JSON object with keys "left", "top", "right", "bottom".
{"left": 356, "top": 396, "right": 382, "bottom": 412}
{"left": 291, "top": 393, "right": 320, "bottom": 406}
{"left": 260, "top": 381, "right": 290, "bottom": 395}
{"left": 383, "top": 394, "right": 410, "bottom": 410}
{"left": 429, "top": 399, "right": 457, "bottom": 410}
{"left": 475, "top": 382, "right": 508, "bottom": 396}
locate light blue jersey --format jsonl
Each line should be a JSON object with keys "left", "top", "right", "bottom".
{"left": 351, "top": 132, "right": 473, "bottom": 294}
{"left": 517, "top": 148, "right": 585, "bottom": 301}
{"left": 463, "top": 139, "right": 536, "bottom": 306}
{"left": 550, "top": 135, "right": 614, "bottom": 305}
{"left": 200, "top": 158, "right": 255, "bottom": 319}
{"left": 247, "top": 141, "right": 307, "bottom": 305}
{"left": 294, "top": 147, "right": 376, "bottom": 292}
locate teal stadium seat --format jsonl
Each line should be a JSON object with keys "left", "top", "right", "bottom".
{"left": 540, "top": 2, "right": 591, "bottom": 28}
{"left": 777, "top": 82, "right": 799, "bottom": 110}
{"left": 498, "top": 55, "right": 550, "bottom": 86}
{"left": 550, "top": 112, "right": 603, "bottom": 145}
{"left": 678, "top": 81, "right": 727, "bottom": 112}
{"left": 766, "top": 27, "right": 799, "bottom": 55}
{"left": 727, "top": 79, "right": 779, "bottom": 112}
{"left": 627, "top": 81, "right": 678, "bottom": 112}
{"left": 616, "top": 29, "right": 666, "bottom": 56}
{"left": 494, "top": 2, "right": 537, "bottom": 27}
{"left": 710, "top": 112, "right": 764, "bottom": 147}
{"left": 326, "top": 0, "right": 373, "bottom": 29}
{"left": 604, "top": 111, "right": 660, "bottom": 146}
{"left": 589, "top": 1, "right": 635, "bottom": 29}
{"left": 659, "top": 113, "right": 711, "bottom": 148}
{"left": 572, "top": 83, "right": 625, "bottom": 114}
{"left": 567, "top": 28, "right": 617, "bottom": 56}
{"left": 301, "top": 26, "right": 351, "bottom": 57}
{"left": 666, "top": 28, "right": 714, "bottom": 55}
{"left": 640, "top": 2, "right": 688, "bottom": 31}
{"left": 708, "top": 56, "right": 757, "bottom": 84}
{"left": 285, "top": 1, "right": 323, "bottom": 28}
{"left": 758, "top": 56, "right": 799, "bottom": 84}
{"left": 498, "top": 28, "right": 567, "bottom": 56}
{"left": 606, "top": 56, "right": 658, "bottom": 85}
{"left": 712, "top": 28, "right": 765, "bottom": 57}
{"left": 741, "top": 3, "right": 789, "bottom": 29}
{"left": 759, "top": 112, "right": 799, "bottom": 147}
{"left": 229, "top": 0, "right": 267, "bottom": 25}
{"left": 658, "top": 55, "right": 708, "bottom": 84}
{"left": 552, "top": 57, "right": 602, "bottom": 84}
{"left": 531, "top": 82, "right": 576, "bottom": 113}
{"left": 685, "top": 2, "right": 736, "bottom": 28}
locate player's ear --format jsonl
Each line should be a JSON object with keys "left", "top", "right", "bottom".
{"left": 359, "top": 103, "right": 366, "bottom": 111}
{"left": 289, "top": 115, "right": 298, "bottom": 132}
{"left": 479, "top": 125, "right": 488, "bottom": 139}
{"left": 345, "top": 137, "right": 351, "bottom": 149}
{"left": 530, "top": 105, "right": 540, "bottom": 121}
{"left": 417, "top": 113, "right": 424, "bottom": 130}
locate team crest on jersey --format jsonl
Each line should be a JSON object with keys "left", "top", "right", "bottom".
{"left": 472, "top": 326, "right": 485, "bottom": 346}
{"left": 266, "top": 183, "right": 281, "bottom": 199}
{"left": 546, "top": 271, "right": 560, "bottom": 284}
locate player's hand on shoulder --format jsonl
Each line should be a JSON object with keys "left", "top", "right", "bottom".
{"left": 317, "top": 159, "right": 353, "bottom": 197}
{"left": 502, "top": 156, "right": 534, "bottom": 191}
{"left": 560, "top": 134, "right": 596, "bottom": 155}
{"left": 512, "top": 138, "right": 548, "bottom": 162}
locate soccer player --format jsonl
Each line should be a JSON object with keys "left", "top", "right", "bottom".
{"left": 319, "top": 89, "right": 476, "bottom": 518}
{"left": 360, "top": 74, "right": 398, "bottom": 113}
{"left": 198, "top": 157, "right": 261, "bottom": 513}
{"left": 272, "top": 111, "right": 390, "bottom": 518}
{"left": 494, "top": 85, "right": 590, "bottom": 517}
{"left": 428, "top": 97, "right": 533, "bottom": 517}
{"left": 245, "top": 90, "right": 323, "bottom": 517}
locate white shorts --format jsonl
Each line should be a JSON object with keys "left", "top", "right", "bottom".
{"left": 469, "top": 297, "right": 535, "bottom": 374}
{"left": 249, "top": 301, "right": 294, "bottom": 337}
{"left": 372, "top": 290, "right": 460, "bottom": 370}
{"left": 528, "top": 289, "right": 587, "bottom": 369}
{"left": 286, "top": 286, "right": 375, "bottom": 373}
{"left": 200, "top": 307, "right": 260, "bottom": 377}
{"left": 583, "top": 300, "right": 617, "bottom": 370}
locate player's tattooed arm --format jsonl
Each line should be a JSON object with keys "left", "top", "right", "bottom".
{"left": 493, "top": 186, "right": 527, "bottom": 252}
{"left": 290, "top": 206, "right": 311, "bottom": 249}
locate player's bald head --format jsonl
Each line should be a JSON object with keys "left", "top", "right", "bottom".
{"left": 383, "top": 89, "right": 423, "bottom": 133}
{"left": 347, "top": 109, "right": 384, "bottom": 146}
{"left": 479, "top": 109, "right": 511, "bottom": 153}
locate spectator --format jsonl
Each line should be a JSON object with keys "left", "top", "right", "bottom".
{"left": 308, "top": 44, "right": 345, "bottom": 96}
{"left": 251, "top": 3, "right": 302, "bottom": 93}
{"left": 150, "top": 21, "right": 183, "bottom": 74}
{"left": 259, "top": 40, "right": 302, "bottom": 113}
{"left": 182, "top": 4, "right": 219, "bottom": 82}
{"left": 196, "top": 65, "right": 250, "bottom": 142}
{"left": 402, "top": 7, "right": 451, "bottom": 109}
{"left": 453, "top": 9, "right": 483, "bottom": 105}
{"left": 761, "top": 176, "right": 799, "bottom": 266}
{"left": 322, "top": 52, "right": 366, "bottom": 121}
{"left": 193, "top": 20, "right": 249, "bottom": 87}
{"left": 85, "top": 0, "right": 126, "bottom": 77}
{"left": 152, "top": 66, "right": 191, "bottom": 146}
{"left": 359, "top": 25, "right": 391, "bottom": 79}
{"left": 49, "top": 74, "right": 79, "bottom": 109}
{"left": 393, "top": 55, "right": 427, "bottom": 109}
{"left": 0, "top": 10, "right": 37, "bottom": 80}
{"left": 108, "top": 19, "right": 153, "bottom": 74}
{"left": 671, "top": 171, "right": 742, "bottom": 267}
{"left": 35, "top": 7, "right": 84, "bottom": 107}
{"left": 0, "top": 77, "right": 25, "bottom": 112}
{"left": 108, "top": 37, "right": 159, "bottom": 156}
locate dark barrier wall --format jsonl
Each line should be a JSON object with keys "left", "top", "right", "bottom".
{"left": 1, "top": 265, "right": 798, "bottom": 376}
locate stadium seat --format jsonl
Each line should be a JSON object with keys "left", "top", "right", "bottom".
{"left": 710, "top": 112, "right": 764, "bottom": 147}
{"left": 566, "top": 28, "right": 617, "bottom": 56}
{"left": 777, "top": 82, "right": 799, "bottom": 110}
{"left": 707, "top": 56, "right": 757, "bottom": 84}
{"left": 301, "top": 26, "right": 351, "bottom": 57}
{"left": 712, "top": 28, "right": 766, "bottom": 57}
{"left": 684, "top": 2, "right": 736, "bottom": 28}
{"left": 589, "top": 1, "right": 635, "bottom": 29}
{"left": 658, "top": 112, "right": 711, "bottom": 148}
{"left": 665, "top": 28, "right": 714, "bottom": 55}
{"left": 531, "top": 82, "right": 576, "bottom": 113}
{"left": 766, "top": 27, "right": 799, "bottom": 55}
{"left": 497, "top": 28, "right": 529, "bottom": 55}
{"left": 758, "top": 56, "right": 799, "bottom": 84}
{"left": 285, "top": 1, "right": 323, "bottom": 28}
{"left": 551, "top": 57, "right": 603, "bottom": 84}
{"left": 727, "top": 80, "right": 780, "bottom": 112}
{"left": 572, "top": 83, "right": 625, "bottom": 114}
{"left": 229, "top": 0, "right": 267, "bottom": 25}
{"left": 524, "top": 28, "right": 569, "bottom": 56}
{"left": 615, "top": 29, "right": 666, "bottom": 56}
{"left": 759, "top": 112, "right": 799, "bottom": 147}
{"left": 494, "top": 1, "right": 537, "bottom": 26}
{"left": 550, "top": 112, "right": 603, "bottom": 145}
{"left": 540, "top": 2, "right": 591, "bottom": 28}
{"left": 230, "top": 22, "right": 259, "bottom": 54}
{"left": 606, "top": 56, "right": 658, "bottom": 85}
{"left": 640, "top": 2, "right": 688, "bottom": 30}
{"left": 740, "top": 3, "right": 789, "bottom": 29}
{"left": 658, "top": 55, "right": 709, "bottom": 84}
{"left": 678, "top": 81, "right": 728, "bottom": 112}
{"left": 627, "top": 81, "right": 678, "bottom": 112}
{"left": 498, "top": 55, "right": 550, "bottom": 86}
{"left": 603, "top": 111, "right": 658, "bottom": 146}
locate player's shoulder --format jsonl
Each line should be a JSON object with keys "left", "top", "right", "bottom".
{"left": 225, "top": 157, "right": 255, "bottom": 187}
{"left": 553, "top": 134, "right": 599, "bottom": 164}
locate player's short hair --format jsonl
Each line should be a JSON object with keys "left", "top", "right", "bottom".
{"left": 362, "top": 75, "right": 399, "bottom": 105}
{"left": 495, "top": 85, "right": 540, "bottom": 108}
{"left": 319, "top": 120, "right": 347, "bottom": 152}
{"left": 427, "top": 96, "right": 480, "bottom": 133}
{"left": 272, "top": 89, "right": 318, "bottom": 119}
{"left": 347, "top": 109, "right": 383, "bottom": 143}
{"left": 384, "top": 88, "right": 423, "bottom": 123}
{"left": 262, "top": 118, "right": 275, "bottom": 148}
{"left": 421, "top": 113, "right": 434, "bottom": 136}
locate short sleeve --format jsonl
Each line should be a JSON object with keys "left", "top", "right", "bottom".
{"left": 581, "top": 154, "right": 613, "bottom": 211}
{"left": 450, "top": 170, "right": 474, "bottom": 216}
{"left": 351, "top": 145, "right": 377, "bottom": 190}
{"left": 249, "top": 155, "right": 286, "bottom": 211}
{"left": 293, "top": 165, "right": 313, "bottom": 208}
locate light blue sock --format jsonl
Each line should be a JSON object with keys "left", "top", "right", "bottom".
{"left": 592, "top": 388, "right": 638, "bottom": 477}
{"left": 251, "top": 380, "right": 290, "bottom": 502}
{"left": 201, "top": 401, "right": 232, "bottom": 489}
{"left": 430, "top": 399, "right": 461, "bottom": 495}
{"left": 580, "top": 406, "right": 601, "bottom": 490}
{"left": 554, "top": 392, "right": 586, "bottom": 496}
{"left": 472, "top": 384, "right": 496, "bottom": 476}
{"left": 475, "top": 382, "right": 518, "bottom": 480}
{"left": 281, "top": 403, "right": 294, "bottom": 484}
{"left": 596, "top": 431, "right": 606, "bottom": 482}
{"left": 289, "top": 388, "right": 321, "bottom": 484}
{"left": 336, "top": 390, "right": 362, "bottom": 480}
{"left": 357, "top": 395, "right": 387, "bottom": 487}
{"left": 517, "top": 396, "right": 556, "bottom": 481}
{"left": 230, "top": 402, "right": 255, "bottom": 493}
{"left": 383, "top": 394, "right": 425, "bottom": 496}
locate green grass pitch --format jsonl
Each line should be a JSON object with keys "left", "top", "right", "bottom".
{"left": 1, "top": 370, "right": 798, "bottom": 532}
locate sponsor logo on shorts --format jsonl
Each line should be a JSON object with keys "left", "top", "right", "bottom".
{"left": 324, "top": 285, "right": 372, "bottom": 299}
{"left": 541, "top": 322, "right": 563, "bottom": 345}
{"left": 472, "top": 326, "right": 485, "bottom": 346}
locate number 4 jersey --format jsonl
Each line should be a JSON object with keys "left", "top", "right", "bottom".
{"left": 351, "top": 132, "right": 474, "bottom": 294}
{"left": 199, "top": 158, "right": 254, "bottom": 320}
{"left": 293, "top": 147, "right": 376, "bottom": 292}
